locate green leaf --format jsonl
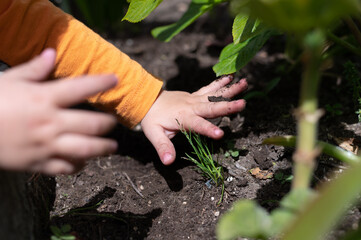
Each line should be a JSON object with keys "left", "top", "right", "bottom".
{"left": 151, "top": 0, "right": 224, "bottom": 42}
{"left": 269, "top": 209, "right": 295, "bottom": 236}
{"left": 232, "top": 13, "right": 249, "bottom": 43}
{"left": 283, "top": 162, "right": 361, "bottom": 240}
{"left": 268, "top": 189, "right": 315, "bottom": 236}
{"left": 50, "top": 226, "right": 62, "bottom": 237}
{"left": 274, "top": 172, "right": 284, "bottom": 181}
{"left": 60, "top": 235, "right": 76, "bottom": 240}
{"left": 217, "top": 200, "right": 271, "bottom": 240}
{"left": 230, "top": 0, "right": 361, "bottom": 33}
{"left": 232, "top": 13, "right": 266, "bottom": 44}
{"left": 280, "top": 189, "right": 316, "bottom": 212}
{"left": 213, "top": 30, "right": 273, "bottom": 76}
{"left": 230, "top": 150, "right": 239, "bottom": 158}
{"left": 60, "top": 224, "right": 71, "bottom": 233}
{"left": 123, "top": 0, "right": 163, "bottom": 23}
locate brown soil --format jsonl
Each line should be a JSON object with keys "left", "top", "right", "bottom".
{"left": 49, "top": 1, "right": 361, "bottom": 239}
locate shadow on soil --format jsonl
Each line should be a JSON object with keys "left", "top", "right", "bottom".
{"left": 51, "top": 186, "right": 162, "bottom": 239}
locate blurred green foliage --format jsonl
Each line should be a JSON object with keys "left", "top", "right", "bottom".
{"left": 58, "top": 0, "right": 128, "bottom": 33}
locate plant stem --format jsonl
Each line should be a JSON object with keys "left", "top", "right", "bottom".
{"left": 263, "top": 135, "right": 361, "bottom": 165}
{"left": 292, "top": 31, "right": 324, "bottom": 190}
{"left": 283, "top": 162, "right": 361, "bottom": 240}
{"left": 326, "top": 31, "right": 361, "bottom": 57}
{"left": 344, "top": 16, "right": 361, "bottom": 47}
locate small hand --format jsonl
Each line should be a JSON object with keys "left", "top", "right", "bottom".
{"left": 141, "top": 75, "right": 247, "bottom": 165}
{"left": 0, "top": 49, "right": 118, "bottom": 175}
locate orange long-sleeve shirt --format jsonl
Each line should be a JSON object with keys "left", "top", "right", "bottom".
{"left": 0, "top": 0, "right": 163, "bottom": 128}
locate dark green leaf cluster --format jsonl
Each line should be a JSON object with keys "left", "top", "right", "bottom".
{"left": 343, "top": 61, "right": 361, "bottom": 121}
{"left": 59, "top": 0, "right": 128, "bottom": 32}
{"left": 50, "top": 224, "right": 75, "bottom": 240}
{"left": 230, "top": 0, "right": 361, "bottom": 34}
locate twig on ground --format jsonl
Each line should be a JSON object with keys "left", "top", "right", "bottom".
{"left": 72, "top": 174, "right": 79, "bottom": 186}
{"left": 123, "top": 172, "right": 144, "bottom": 198}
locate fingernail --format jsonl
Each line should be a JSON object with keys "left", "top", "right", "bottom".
{"left": 221, "top": 75, "right": 231, "bottom": 80}
{"left": 41, "top": 48, "right": 55, "bottom": 58}
{"left": 108, "top": 74, "right": 118, "bottom": 85}
{"left": 215, "top": 129, "right": 223, "bottom": 136}
{"left": 110, "top": 141, "right": 118, "bottom": 152}
{"left": 163, "top": 153, "right": 173, "bottom": 165}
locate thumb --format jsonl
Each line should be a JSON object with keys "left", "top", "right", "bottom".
{"left": 5, "top": 48, "right": 56, "bottom": 82}
{"left": 143, "top": 125, "right": 176, "bottom": 165}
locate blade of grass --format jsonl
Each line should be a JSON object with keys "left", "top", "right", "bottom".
{"left": 179, "top": 127, "right": 225, "bottom": 202}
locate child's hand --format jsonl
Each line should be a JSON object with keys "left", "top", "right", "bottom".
{"left": 0, "top": 49, "right": 118, "bottom": 175}
{"left": 141, "top": 76, "right": 247, "bottom": 165}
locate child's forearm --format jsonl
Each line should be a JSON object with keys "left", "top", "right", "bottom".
{"left": 0, "top": 0, "right": 163, "bottom": 128}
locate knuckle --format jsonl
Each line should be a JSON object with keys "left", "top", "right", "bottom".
{"left": 31, "top": 120, "right": 58, "bottom": 146}
{"left": 207, "top": 103, "right": 215, "bottom": 114}
{"left": 192, "top": 118, "right": 204, "bottom": 129}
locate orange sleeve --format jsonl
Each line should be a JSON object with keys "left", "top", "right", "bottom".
{"left": 0, "top": 0, "right": 163, "bottom": 128}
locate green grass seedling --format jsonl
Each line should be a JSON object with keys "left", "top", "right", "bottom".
{"left": 50, "top": 224, "right": 75, "bottom": 240}
{"left": 180, "top": 128, "right": 225, "bottom": 204}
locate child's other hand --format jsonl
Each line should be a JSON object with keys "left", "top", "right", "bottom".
{"left": 0, "top": 49, "right": 118, "bottom": 175}
{"left": 141, "top": 76, "right": 247, "bottom": 165}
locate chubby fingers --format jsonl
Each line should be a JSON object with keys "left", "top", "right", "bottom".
{"left": 182, "top": 116, "right": 224, "bottom": 139}
{"left": 51, "top": 134, "right": 118, "bottom": 160}
{"left": 142, "top": 125, "right": 176, "bottom": 165}
{"left": 195, "top": 75, "right": 234, "bottom": 95}
{"left": 194, "top": 99, "right": 246, "bottom": 119}
{"left": 213, "top": 78, "right": 248, "bottom": 98}
{"left": 31, "top": 158, "right": 86, "bottom": 175}
{"left": 57, "top": 110, "right": 117, "bottom": 136}
{"left": 46, "top": 74, "right": 118, "bottom": 107}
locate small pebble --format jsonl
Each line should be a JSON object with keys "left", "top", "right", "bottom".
{"left": 139, "top": 185, "right": 144, "bottom": 190}
{"left": 126, "top": 39, "right": 134, "bottom": 46}
{"left": 235, "top": 162, "right": 247, "bottom": 171}
{"left": 211, "top": 197, "right": 215, "bottom": 201}
{"left": 214, "top": 211, "right": 220, "bottom": 217}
